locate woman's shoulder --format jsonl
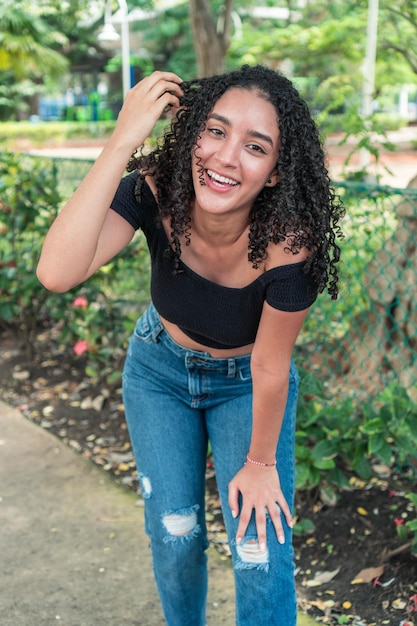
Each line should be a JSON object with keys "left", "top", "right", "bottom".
{"left": 110, "top": 171, "right": 158, "bottom": 231}
{"left": 264, "top": 238, "right": 310, "bottom": 273}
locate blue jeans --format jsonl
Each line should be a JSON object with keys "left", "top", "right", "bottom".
{"left": 122, "top": 302, "right": 299, "bottom": 626}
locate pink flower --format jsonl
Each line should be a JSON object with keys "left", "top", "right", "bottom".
{"left": 73, "top": 340, "right": 88, "bottom": 356}
{"left": 409, "top": 594, "right": 417, "bottom": 611}
{"left": 394, "top": 518, "right": 404, "bottom": 526}
{"left": 72, "top": 296, "right": 88, "bottom": 308}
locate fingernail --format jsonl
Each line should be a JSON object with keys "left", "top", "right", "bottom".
{"left": 259, "top": 541, "right": 266, "bottom": 551}
{"left": 231, "top": 510, "right": 237, "bottom": 519}
{"left": 288, "top": 519, "right": 293, "bottom": 529}
{"left": 236, "top": 536, "right": 242, "bottom": 545}
{"left": 278, "top": 535, "right": 285, "bottom": 544}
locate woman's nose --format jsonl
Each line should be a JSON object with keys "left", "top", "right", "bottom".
{"left": 216, "top": 139, "right": 239, "bottom": 166}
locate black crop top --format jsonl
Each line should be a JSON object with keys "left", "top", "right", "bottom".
{"left": 110, "top": 172, "right": 318, "bottom": 349}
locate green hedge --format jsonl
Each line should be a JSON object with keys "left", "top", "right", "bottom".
{"left": 0, "top": 121, "right": 116, "bottom": 148}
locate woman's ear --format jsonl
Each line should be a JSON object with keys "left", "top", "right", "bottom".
{"left": 265, "top": 171, "right": 280, "bottom": 187}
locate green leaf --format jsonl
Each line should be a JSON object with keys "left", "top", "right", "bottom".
{"left": 311, "top": 439, "right": 337, "bottom": 469}
{"left": 106, "top": 370, "right": 122, "bottom": 385}
{"left": 406, "top": 493, "right": 417, "bottom": 508}
{"left": 295, "top": 462, "right": 320, "bottom": 490}
{"left": 85, "top": 364, "right": 99, "bottom": 378}
{"left": 320, "top": 484, "right": 338, "bottom": 507}
{"left": 293, "top": 517, "right": 316, "bottom": 536}
{"left": 352, "top": 454, "right": 372, "bottom": 480}
{"left": 375, "top": 441, "right": 393, "bottom": 466}
{"left": 360, "top": 418, "right": 383, "bottom": 435}
{"left": 406, "top": 519, "right": 417, "bottom": 531}
{"left": 368, "top": 432, "right": 386, "bottom": 455}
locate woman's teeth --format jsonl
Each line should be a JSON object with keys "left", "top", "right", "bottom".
{"left": 207, "top": 170, "right": 238, "bottom": 186}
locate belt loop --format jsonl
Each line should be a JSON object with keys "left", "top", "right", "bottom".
{"left": 227, "top": 358, "right": 236, "bottom": 378}
{"left": 151, "top": 321, "right": 164, "bottom": 342}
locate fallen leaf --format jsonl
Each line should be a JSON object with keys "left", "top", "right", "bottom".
{"left": 42, "top": 405, "right": 54, "bottom": 417}
{"left": 12, "top": 369, "right": 30, "bottom": 380}
{"left": 305, "top": 567, "right": 341, "bottom": 587}
{"left": 342, "top": 601, "right": 352, "bottom": 609}
{"left": 351, "top": 565, "right": 385, "bottom": 584}
{"left": 356, "top": 506, "right": 368, "bottom": 516}
{"left": 92, "top": 395, "right": 106, "bottom": 411}
{"left": 309, "top": 599, "right": 332, "bottom": 612}
{"left": 372, "top": 463, "right": 391, "bottom": 477}
{"left": 392, "top": 598, "right": 407, "bottom": 610}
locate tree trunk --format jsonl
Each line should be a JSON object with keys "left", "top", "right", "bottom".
{"left": 189, "top": 0, "right": 233, "bottom": 77}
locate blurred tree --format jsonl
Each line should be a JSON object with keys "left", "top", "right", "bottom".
{"left": 133, "top": 0, "right": 235, "bottom": 79}
{"left": 378, "top": 0, "right": 417, "bottom": 74}
{"left": 189, "top": 0, "right": 234, "bottom": 76}
{"left": 227, "top": 0, "right": 417, "bottom": 124}
{"left": 0, "top": 0, "right": 67, "bottom": 79}
{"left": 0, "top": 0, "right": 68, "bottom": 119}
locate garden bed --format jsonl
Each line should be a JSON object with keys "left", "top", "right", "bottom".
{"left": 1, "top": 327, "right": 416, "bottom": 626}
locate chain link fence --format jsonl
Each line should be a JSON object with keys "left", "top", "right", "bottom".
{"left": 297, "top": 180, "right": 417, "bottom": 404}
{"left": 32, "top": 155, "right": 417, "bottom": 403}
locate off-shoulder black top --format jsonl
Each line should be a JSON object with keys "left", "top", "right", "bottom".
{"left": 110, "top": 172, "right": 317, "bottom": 349}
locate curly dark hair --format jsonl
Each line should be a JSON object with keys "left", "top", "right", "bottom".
{"left": 127, "top": 64, "right": 344, "bottom": 298}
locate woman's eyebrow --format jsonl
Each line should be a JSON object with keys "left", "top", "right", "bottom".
{"left": 208, "top": 112, "right": 274, "bottom": 147}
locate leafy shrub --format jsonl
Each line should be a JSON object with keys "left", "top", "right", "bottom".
{"left": 0, "top": 121, "right": 115, "bottom": 148}
{"left": 0, "top": 151, "right": 62, "bottom": 352}
{"left": 296, "top": 367, "right": 417, "bottom": 498}
{"left": 0, "top": 151, "right": 150, "bottom": 375}
{"left": 294, "top": 367, "right": 417, "bottom": 545}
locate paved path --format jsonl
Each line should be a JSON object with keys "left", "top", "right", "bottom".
{"left": 0, "top": 401, "right": 316, "bottom": 625}
{"left": 0, "top": 402, "right": 235, "bottom": 625}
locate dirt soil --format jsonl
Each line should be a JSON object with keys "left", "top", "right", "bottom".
{"left": 1, "top": 327, "right": 416, "bottom": 626}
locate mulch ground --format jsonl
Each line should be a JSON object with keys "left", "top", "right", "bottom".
{"left": 1, "top": 327, "right": 416, "bottom": 626}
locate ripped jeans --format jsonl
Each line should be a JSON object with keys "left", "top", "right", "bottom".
{"left": 122, "top": 302, "right": 299, "bottom": 626}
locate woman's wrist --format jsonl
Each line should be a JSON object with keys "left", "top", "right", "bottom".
{"left": 245, "top": 453, "right": 276, "bottom": 468}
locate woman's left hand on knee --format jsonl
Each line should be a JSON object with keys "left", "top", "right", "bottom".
{"left": 228, "top": 465, "right": 293, "bottom": 548}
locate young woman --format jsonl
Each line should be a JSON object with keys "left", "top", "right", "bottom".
{"left": 37, "top": 65, "right": 344, "bottom": 625}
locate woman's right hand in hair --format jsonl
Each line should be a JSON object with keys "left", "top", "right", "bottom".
{"left": 37, "top": 71, "right": 183, "bottom": 293}
{"left": 112, "top": 71, "right": 183, "bottom": 153}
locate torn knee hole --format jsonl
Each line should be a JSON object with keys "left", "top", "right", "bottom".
{"left": 162, "top": 506, "right": 199, "bottom": 537}
{"left": 237, "top": 539, "right": 269, "bottom": 564}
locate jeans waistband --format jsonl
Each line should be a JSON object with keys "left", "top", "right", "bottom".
{"left": 142, "top": 302, "right": 252, "bottom": 371}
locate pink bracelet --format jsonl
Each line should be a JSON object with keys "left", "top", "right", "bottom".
{"left": 245, "top": 454, "right": 277, "bottom": 467}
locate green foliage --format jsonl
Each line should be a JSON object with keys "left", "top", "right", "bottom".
{"left": 404, "top": 493, "right": 417, "bottom": 554}
{"left": 0, "top": 152, "right": 62, "bottom": 349}
{"left": 294, "top": 365, "right": 417, "bottom": 548}
{"left": 298, "top": 183, "right": 398, "bottom": 348}
{"left": 0, "top": 151, "right": 150, "bottom": 381}
{"left": 0, "top": 0, "right": 68, "bottom": 79}
{"left": 295, "top": 368, "right": 417, "bottom": 500}
{"left": 59, "top": 237, "right": 151, "bottom": 384}
{"left": 132, "top": 1, "right": 198, "bottom": 79}
{"left": 0, "top": 120, "right": 115, "bottom": 147}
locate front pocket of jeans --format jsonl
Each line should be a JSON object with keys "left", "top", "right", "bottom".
{"left": 132, "top": 317, "right": 153, "bottom": 343}
{"left": 237, "top": 366, "right": 252, "bottom": 381}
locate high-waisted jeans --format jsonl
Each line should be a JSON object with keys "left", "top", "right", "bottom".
{"left": 122, "top": 302, "right": 299, "bottom": 626}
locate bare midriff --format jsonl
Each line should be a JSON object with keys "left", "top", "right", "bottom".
{"left": 159, "top": 315, "right": 254, "bottom": 358}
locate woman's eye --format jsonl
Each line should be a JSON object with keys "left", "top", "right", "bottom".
{"left": 248, "top": 143, "right": 266, "bottom": 154}
{"left": 208, "top": 127, "right": 224, "bottom": 137}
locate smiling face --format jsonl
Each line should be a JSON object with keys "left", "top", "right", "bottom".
{"left": 191, "top": 87, "right": 280, "bottom": 220}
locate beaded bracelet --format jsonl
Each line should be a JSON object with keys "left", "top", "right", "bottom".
{"left": 245, "top": 454, "right": 277, "bottom": 467}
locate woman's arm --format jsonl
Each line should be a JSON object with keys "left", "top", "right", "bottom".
{"left": 37, "top": 71, "right": 183, "bottom": 293}
{"left": 228, "top": 302, "right": 310, "bottom": 548}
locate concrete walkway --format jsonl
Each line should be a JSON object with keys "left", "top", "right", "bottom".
{"left": 0, "top": 401, "right": 316, "bottom": 625}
